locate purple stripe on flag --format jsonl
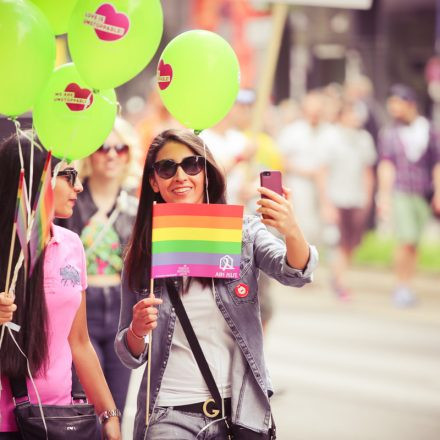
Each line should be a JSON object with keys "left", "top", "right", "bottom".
{"left": 152, "top": 252, "right": 241, "bottom": 267}
{"left": 152, "top": 264, "right": 240, "bottom": 279}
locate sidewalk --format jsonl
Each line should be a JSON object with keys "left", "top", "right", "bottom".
{"left": 266, "top": 265, "right": 440, "bottom": 440}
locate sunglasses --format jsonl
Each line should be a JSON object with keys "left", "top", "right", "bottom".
{"left": 152, "top": 156, "right": 206, "bottom": 179}
{"left": 57, "top": 169, "right": 78, "bottom": 187}
{"left": 96, "top": 143, "right": 129, "bottom": 155}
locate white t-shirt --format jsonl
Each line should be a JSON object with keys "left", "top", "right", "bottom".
{"left": 398, "top": 116, "right": 430, "bottom": 163}
{"left": 277, "top": 120, "right": 335, "bottom": 242}
{"left": 320, "top": 125, "right": 377, "bottom": 208}
{"left": 156, "top": 280, "right": 235, "bottom": 406}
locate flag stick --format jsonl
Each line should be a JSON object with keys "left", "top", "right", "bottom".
{"left": 146, "top": 276, "right": 154, "bottom": 427}
{"left": 5, "top": 224, "right": 17, "bottom": 297}
{"left": 250, "top": 2, "right": 288, "bottom": 136}
{"left": 246, "top": 2, "right": 289, "bottom": 183}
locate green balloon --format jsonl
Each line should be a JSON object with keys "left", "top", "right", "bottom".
{"left": 68, "top": 0, "right": 163, "bottom": 90}
{"left": 33, "top": 63, "right": 117, "bottom": 161}
{"left": 0, "top": 0, "right": 55, "bottom": 117}
{"left": 30, "top": 0, "right": 78, "bottom": 35}
{"left": 157, "top": 30, "right": 240, "bottom": 132}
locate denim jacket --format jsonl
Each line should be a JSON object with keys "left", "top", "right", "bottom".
{"left": 115, "top": 215, "right": 318, "bottom": 439}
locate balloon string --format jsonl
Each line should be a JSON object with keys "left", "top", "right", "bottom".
{"left": 7, "top": 325, "right": 49, "bottom": 440}
{"left": 97, "top": 91, "right": 120, "bottom": 117}
{"left": 9, "top": 118, "right": 25, "bottom": 169}
{"left": 28, "top": 127, "right": 36, "bottom": 215}
{"left": 199, "top": 136, "right": 210, "bottom": 205}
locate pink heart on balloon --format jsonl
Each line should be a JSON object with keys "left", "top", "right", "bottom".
{"left": 64, "top": 83, "right": 94, "bottom": 111}
{"left": 94, "top": 3, "right": 130, "bottom": 41}
{"left": 157, "top": 60, "right": 173, "bottom": 90}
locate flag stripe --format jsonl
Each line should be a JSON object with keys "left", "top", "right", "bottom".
{"left": 152, "top": 215, "right": 243, "bottom": 230}
{"left": 152, "top": 264, "right": 240, "bottom": 279}
{"left": 29, "top": 151, "right": 53, "bottom": 275}
{"left": 152, "top": 240, "right": 241, "bottom": 255}
{"left": 15, "top": 170, "right": 29, "bottom": 267}
{"left": 152, "top": 227, "right": 242, "bottom": 243}
{"left": 153, "top": 203, "right": 244, "bottom": 218}
{"left": 152, "top": 252, "right": 241, "bottom": 266}
{"left": 14, "top": 170, "right": 24, "bottom": 222}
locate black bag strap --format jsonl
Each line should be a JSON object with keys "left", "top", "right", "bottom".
{"left": 9, "top": 365, "right": 86, "bottom": 402}
{"left": 166, "top": 279, "right": 223, "bottom": 411}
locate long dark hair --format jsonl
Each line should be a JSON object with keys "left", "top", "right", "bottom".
{"left": 124, "top": 129, "right": 227, "bottom": 291}
{"left": 0, "top": 132, "right": 59, "bottom": 378}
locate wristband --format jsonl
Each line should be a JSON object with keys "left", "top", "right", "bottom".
{"left": 129, "top": 321, "right": 145, "bottom": 341}
{"left": 98, "top": 408, "right": 121, "bottom": 424}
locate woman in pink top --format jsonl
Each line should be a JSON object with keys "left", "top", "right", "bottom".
{"left": 0, "top": 133, "right": 121, "bottom": 440}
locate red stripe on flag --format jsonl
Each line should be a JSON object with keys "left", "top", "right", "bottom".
{"left": 153, "top": 203, "right": 244, "bottom": 218}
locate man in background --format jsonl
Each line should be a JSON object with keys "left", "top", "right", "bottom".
{"left": 377, "top": 84, "right": 440, "bottom": 307}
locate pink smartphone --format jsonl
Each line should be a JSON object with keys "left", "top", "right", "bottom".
{"left": 260, "top": 170, "right": 283, "bottom": 197}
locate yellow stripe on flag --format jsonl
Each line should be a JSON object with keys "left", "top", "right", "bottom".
{"left": 152, "top": 227, "right": 243, "bottom": 243}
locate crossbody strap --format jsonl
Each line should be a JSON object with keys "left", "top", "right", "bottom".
{"left": 167, "top": 278, "right": 277, "bottom": 438}
{"left": 166, "top": 279, "right": 223, "bottom": 411}
{"left": 9, "top": 365, "right": 86, "bottom": 403}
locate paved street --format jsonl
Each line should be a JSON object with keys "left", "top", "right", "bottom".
{"left": 122, "top": 266, "right": 440, "bottom": 440}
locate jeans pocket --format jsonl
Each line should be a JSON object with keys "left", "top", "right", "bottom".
{"left": 149, "top": 406, "right": 171, "bottom": 425}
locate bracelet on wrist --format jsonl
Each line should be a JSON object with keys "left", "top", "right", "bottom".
{"left": 129, "top": 321, "right": 145, "bottom": 341}
{"left": 98, "top": 408, "right": 121, "bottom": 424}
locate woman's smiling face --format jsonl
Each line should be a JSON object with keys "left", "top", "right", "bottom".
{"left": 149, "top": 141, "right": 205, "bottom": 204}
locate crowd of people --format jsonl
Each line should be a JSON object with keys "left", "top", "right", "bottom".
{"left": 0, "top": 73, "right": 439, "bottom": 439}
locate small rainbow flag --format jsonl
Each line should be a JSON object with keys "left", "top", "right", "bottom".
{"left": 151, "top": 203, "right": 244, "bottom": 279}
{"left": 29, "top": 152, "right": 54, "bottom": 275}
{"left": 14, "top": 169, "right": 29, "bottom": 270}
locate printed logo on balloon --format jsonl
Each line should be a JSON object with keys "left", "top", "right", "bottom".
{"left": 83, "top": 3, "right": 130, "bottom": 41}
{"left": 157, "top": 60, "right": 173, "bottom": 90}
{"left": 54, "top": 83, "right": 94, "bottom": 112}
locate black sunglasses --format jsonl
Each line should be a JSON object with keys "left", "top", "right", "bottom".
{"left": 57, "top": 169, "right": 78, "bottom": 187}
{"left": 152, "top": 156, "right": 206, "bottom": 179}
{"left": 96, "top": 143, "right": 129, "bottom": 155}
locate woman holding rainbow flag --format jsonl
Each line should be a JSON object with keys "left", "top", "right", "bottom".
{"left": 0, "top": 132, "right": 121, "bottom": 439}
{"left": 115, "top": 128, "right": 318, "bottom": 439}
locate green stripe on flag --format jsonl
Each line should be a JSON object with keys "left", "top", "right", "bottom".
{"left": 152, "top": 240, "right": 242, "bottom": 255}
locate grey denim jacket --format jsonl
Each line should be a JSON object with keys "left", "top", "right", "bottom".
{"left": 115, "top": 215, "right": 318, "bottom": 439}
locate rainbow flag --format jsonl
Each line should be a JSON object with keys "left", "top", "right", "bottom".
{"left": 14, "top": 169, "right": 29, "bottom": 270}
{"left": 29, "top": 152, "right": 54, "bottom": 275}
{"left": 151, "top": 203, "right": 244, "bottom": 279}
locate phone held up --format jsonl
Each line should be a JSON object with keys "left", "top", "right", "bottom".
{"left": 259, "top": 171, "right": 283, "bottom": 220}
{"left": 260, "top": 170, "right": 283, "bottom": 198}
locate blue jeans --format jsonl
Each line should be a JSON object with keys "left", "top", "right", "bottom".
{"left": 145, "top": 407, "right": 231, "bottom": 440}
{"left": 86, "top": 285, "right": 131, "bottom": 413}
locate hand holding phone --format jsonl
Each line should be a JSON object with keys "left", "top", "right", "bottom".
{"left": 260, "top": 171, "right": 283, "bottom": 197}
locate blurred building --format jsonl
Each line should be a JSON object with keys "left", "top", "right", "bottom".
{"left": 269, "top": 0, "right": 437, "bottom": 110}
{"left": 153, "top": 0, "right": 438, "bottom": 112}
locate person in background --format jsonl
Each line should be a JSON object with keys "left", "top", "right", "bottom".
{"left": 320, "top": 101, "right": 377, "bottom": 300}
{"left": 0, "top": 133, "right": 121, "bottom": 439}
{"left": 377, "top": 84, "right": 440, "bottom": 307}
{"left": 278, "top": 90, "right": 337, "bottom": 245}
{"left": 115, "top": 129, "right": 318, "bottom": 439}
{"left": 344, "top": 75, "right": 385, "bottom": 231}
{"left": 59, "top": 117, "right": 141, "bottom": 415}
